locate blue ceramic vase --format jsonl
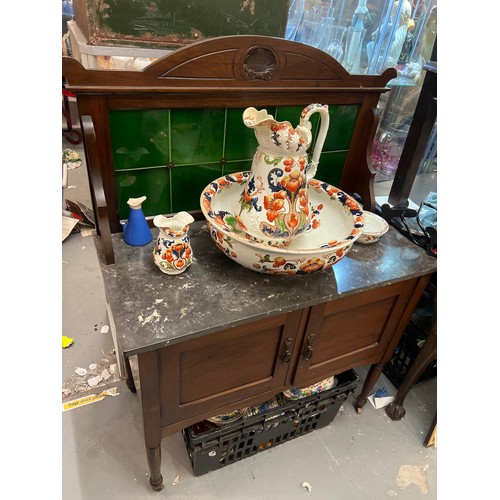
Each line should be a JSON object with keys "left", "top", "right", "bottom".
{"left": 122, "top": 196, "right": 152, "bottom": 246}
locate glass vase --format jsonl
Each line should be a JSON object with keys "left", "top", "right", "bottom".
{"left": 325, "top": 25, "right": 347, "bottom": 61}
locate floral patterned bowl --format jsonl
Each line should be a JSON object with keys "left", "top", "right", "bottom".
{"left": 207, "top": 408, "right": 247, "bottom": 425}
{"left": 356, "top": 211, "right": 389, "bottom": 244}
{"left": 282, "top": 376, "right": 336, "bottom": 400}
{"left": 200, "top": 172, "right": 365, "bottom": 275}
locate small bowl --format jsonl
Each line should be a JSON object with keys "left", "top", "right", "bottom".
{"left": 356, "top": 211, "right": 389, "bottom": 244}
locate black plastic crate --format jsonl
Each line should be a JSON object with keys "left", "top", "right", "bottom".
{"left": 182, "top": 369, "right": 359, "bottom": 476}
{"left": 383, "top": 321, "right": 437, "bottom": 389}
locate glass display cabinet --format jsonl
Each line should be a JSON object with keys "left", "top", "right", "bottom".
{"left": 286, "top": 0, "right": 436, "bottom": 77}
{"left": 286, "top": 0, "right": 437, "bottom": 205}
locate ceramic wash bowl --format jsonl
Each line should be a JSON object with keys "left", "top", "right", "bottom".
{"left": 200, "top": 172, "right": 365, "bottom": 275}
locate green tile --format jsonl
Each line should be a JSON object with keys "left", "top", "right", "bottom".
{"left": 223, "top": 159, "right": 253, "bottom": 175}
{"left": 321, "top": 105, "right": 360, "bottom": 151}
{"left": 313, "top": 151, "right": 347, "bottom": 187}
{"left": 275, "top": 105, "right": 318, "bottom": 128}
{"left": 109, "top": 110, "right": 169, "bottom": 170}
{"left": 225, "top": 107, "right": 276, "bottom": 161}
{"left": 171, "top": 163, "right": 223, "bottom": 213}
{"left": 170, "top": 108, "right": 225, "bottom": 165}
{"left": 116, "top": 168, "right": 171, "bottom": 219}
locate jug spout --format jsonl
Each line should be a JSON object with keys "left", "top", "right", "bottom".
{"left": 153, "top": 211, "right": 194, "bottom": 233}
{"left": 122, "top": 195, "right": 152, "bottom": 246}
{"left": 127, "top": 196, "right": 147, "bottom": 209}
{"left": 242, "top": 107, "right": 311, "bottom": 156}
{"left": 243, "top": 107, "right": 275, "bottom": 128}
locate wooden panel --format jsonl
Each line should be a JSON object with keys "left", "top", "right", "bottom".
{"left": 160, "top": 49, "right": 237, "bottom": 79}
{"left": 313, "top": 295, "right": 399, "bottom": 362}
{"left": 282, "top": 51, "right": 343, "bottom": 80}
{"left": 292, "top": 280, "right": 417, "bottom": 387}
{"left": 179, "top": 323, "right": 281, "bottom": 404}
{"left": 159, "top": 310, "right": 305, "bottom": 426}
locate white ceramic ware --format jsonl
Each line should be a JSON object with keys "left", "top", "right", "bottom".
{"left": 152, "top": 211, "right": 195, "bottom": 274}
{"left": 236, "top": 104, "right": 330, "bottom": 247}
{"left": 245, "top": 395, "right": 284, "bottom": 417}
{"left": 356, "top": 211, "right": 389, "bottom": 244}
{"left": 282, "top": 376, "right": 336, "bottom": 400}
{"left": 200, "top": 172, "right": 365, "bottom": 275}
{"left": 207, "top": 408, "right": 247, "bottom": 425}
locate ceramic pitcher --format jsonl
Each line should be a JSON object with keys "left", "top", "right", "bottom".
{"left": 122, "top": 196, "right": 152, "bottom": 246}
{"left": 236, "top": 103, "right": 330, "bottom": 247}
{"left": 152, "top": 212, "right": 194, "bottom": 275}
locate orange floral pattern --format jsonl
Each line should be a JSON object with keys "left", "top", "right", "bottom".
{"left": 153, "top": 235, "right": 192, "bottom": 273}
{"left": 201, "top": 173, "right": 364, "bottom": 275}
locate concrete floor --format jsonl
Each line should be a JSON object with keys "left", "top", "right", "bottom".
{"left": 62, "top": 136, "right": 437, "bottom": 499}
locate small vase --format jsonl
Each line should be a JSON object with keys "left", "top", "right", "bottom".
{"left": 122, "top": 196, "right": 152, "bottom": 246}
{"left": 326, "top": 26, "right": 347, "bottom": 61}
{"left": 152, "top": 212, "right": 194, "bottom": 275}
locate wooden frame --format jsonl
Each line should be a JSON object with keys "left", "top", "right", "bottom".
{"left": 62, "top": 35, "right": 396, "bottom": 264}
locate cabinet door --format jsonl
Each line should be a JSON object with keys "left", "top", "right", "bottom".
{"left": 159, "top": 310, "right": 304, "bottom": 427}
{"left": 292, "top": 279, "right": 417, "bottom": 388}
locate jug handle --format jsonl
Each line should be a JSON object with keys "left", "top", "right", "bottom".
{"left": 300, "top": 104, "right": 330, "bottom": 180}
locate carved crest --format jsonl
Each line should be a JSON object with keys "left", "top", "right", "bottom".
{"left": 242, "top": 48, "right": 277, "bottom": 81}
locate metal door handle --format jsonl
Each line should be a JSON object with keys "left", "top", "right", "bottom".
{"left": 280, "top": 337, "right": 293, "bottom": 365}
{"left": 302, "top": 334, "right": 315, "bottom": 360}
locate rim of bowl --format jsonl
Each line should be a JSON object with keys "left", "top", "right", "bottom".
{"left": 200, "top": 172, "right": 365, "bottom": 255}
{"left": 363, "top": 211, "right": 389, "bottom": 236}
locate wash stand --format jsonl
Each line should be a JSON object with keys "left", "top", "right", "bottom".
{"left": 62, "top": 35, "right": 437, "bottom": 491}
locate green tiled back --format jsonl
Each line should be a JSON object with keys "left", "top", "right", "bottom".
{"left": 109, "top": 105, "right": 360, "bottom": 219}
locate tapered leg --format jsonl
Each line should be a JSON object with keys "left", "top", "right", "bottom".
{"left": 138, "top": 351, "right": 164, "bottom": 491}
{"left": 124, "top": 355, "right": 137, "bottom": 393}
{"left": 385, "top": 323, "right": 437, "bottom": 420}
{"left": 355, "top": 362, "right": 384, "bottom": 413}
{"left": 386, "top": 283, "right": 437, "bottom": 421}
{"left": 147, "top": 446, "right": 164, "bottom": 491}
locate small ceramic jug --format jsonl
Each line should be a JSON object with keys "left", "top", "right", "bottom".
{"left": 152, "top": 212, "right": 195, "bottom": 275}
{"left": 237, "top": 103, "right": 330, "bottom": 247}
{"left": 122, "top": 196, "right": 152, "bottom": 246}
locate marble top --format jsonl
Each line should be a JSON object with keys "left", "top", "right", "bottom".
{"left": 96, "top": 221, "right": 437, "bottom": 356}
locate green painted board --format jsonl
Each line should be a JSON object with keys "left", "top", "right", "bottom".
{"left": 77, "top": 0, "right": 289, "bottom": 49}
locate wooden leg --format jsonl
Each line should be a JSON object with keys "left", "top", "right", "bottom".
{"left": 138, "top": 351, "right": 164, "bottom": 491}
{"left": 355, "top": 362, "right": 384, "bottom": 413}
{"left": 123, "top": 355, "right": 137, "bottom": 393}
{"left": 386, "top": 283, "right": 437, "bottom": 421}
{"left": 385, "top": 330, "right": 436, "bottom": 420}
{"left": 146, "top": 446, "right": 164, "bottom": 491}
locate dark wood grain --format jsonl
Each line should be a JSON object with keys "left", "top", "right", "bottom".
{"left": 138, "top": 350, "right": 164, "bottom": 491}
{"left": 292, "top": 279, "right": 417, "bottom": 388}
{"left": 158, "top": 310, "right": 306, "bottom": 427}
{"left": 80, "top": 116, "right": 114, "bottom": 264}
